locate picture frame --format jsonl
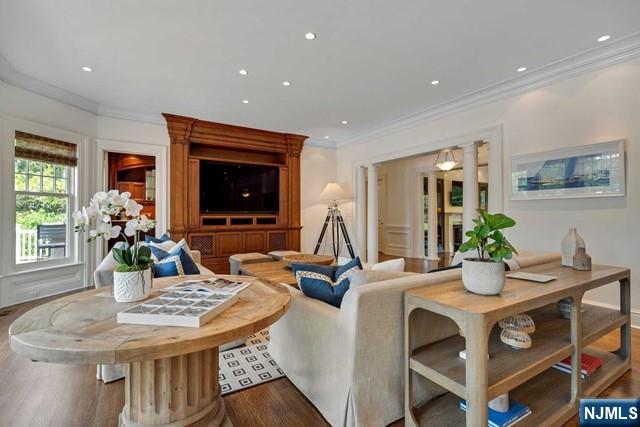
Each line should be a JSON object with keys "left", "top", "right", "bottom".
{"left": 509, "top": 140, "right": 625, "bottom": 200}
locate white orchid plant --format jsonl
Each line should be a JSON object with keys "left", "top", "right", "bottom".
{"left": 73, "top": 190, "right": 156, "bottom": 273}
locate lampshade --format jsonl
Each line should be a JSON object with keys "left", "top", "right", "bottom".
{"left": 319, "top": 182, "right": 347, "bottom": 202}
{"left": 434, "top": 149, "right": 457, "bottom": 171}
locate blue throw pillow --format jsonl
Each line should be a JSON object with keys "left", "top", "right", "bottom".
{"left": 145, "top": 233, "right": 171, "bottom": 244}
{"left": 292, "top": 257, "right": 362, "bottom": 307}
{"left": 153, "top": 255, "right": 183, "bottom": 277}
{"left": 152, "top": 247, "right": 200, "bottom": 276}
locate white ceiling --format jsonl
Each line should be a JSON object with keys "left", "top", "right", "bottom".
{"left": 1, "top": 0, "right": 639, "bottom": 143}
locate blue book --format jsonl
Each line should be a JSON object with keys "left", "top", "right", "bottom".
{"left": 460, "top": 399, "right": 531, "bottom": 427}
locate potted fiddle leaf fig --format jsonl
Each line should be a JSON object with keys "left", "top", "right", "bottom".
{"left": 458, "top": 209, "right": 518, "bottom": 295}
{"left": 73, "top": 190, "right": 156, "bottom": 302}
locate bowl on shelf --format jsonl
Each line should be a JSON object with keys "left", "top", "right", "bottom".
{"left": 282, "top": 254, "right": 334, "bottom": 268}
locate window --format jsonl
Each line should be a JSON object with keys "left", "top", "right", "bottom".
{"left": 13, "top": 131, "right": 77, "bottom": 265}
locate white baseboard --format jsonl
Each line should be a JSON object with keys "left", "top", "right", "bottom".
{"left": 582, "top": 298, "right": 640, "bottom": 329}
{"left": 0, "top": 263, "right": 88, "bottom": 308}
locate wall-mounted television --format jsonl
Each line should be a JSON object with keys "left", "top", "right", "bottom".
{"left": 200, "top": 161, "right": 279, "bottom": 213}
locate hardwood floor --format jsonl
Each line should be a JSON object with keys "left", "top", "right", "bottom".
{"left": 1, "top": 292, "right": 638, "bottom": 427}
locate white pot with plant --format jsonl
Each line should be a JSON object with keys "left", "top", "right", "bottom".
{"left": 73, "top": 190, "right": 156, "bottom": 302}
{"left": 459, "top": 209, "right": 518, "bottom": 296}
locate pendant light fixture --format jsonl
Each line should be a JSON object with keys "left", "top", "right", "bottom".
{"left": 434, "top": 149, "right": 457, "bottom": 171}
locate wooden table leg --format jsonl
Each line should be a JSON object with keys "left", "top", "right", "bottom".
{"left": 465, "top": 316, "right": 489, "bottom": 427}
{"left": 119, "top": 347, "right": 232, "bottom": 427}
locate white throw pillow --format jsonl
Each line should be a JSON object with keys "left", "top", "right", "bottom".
{"left": 149, "top": 239, "right": 176, "bottom": 251}
{"left": 370, "top": 258, "right": 405, "bottom": 272}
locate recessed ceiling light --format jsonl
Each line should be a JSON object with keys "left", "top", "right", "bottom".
{"left": 238, "top": 69, "right": 248, "bottom": 75}
{"left": 324, "top": 136, "right": 330, "bottom": 139}
{"left": 242, "top": 99, "right": 249, "bottom": 104}
{"left": 305, "top": 32, "right": 317, "bottom": 40}
{"left": 597, "top": 35, "right": 611, "bottom": 42}
{"left": 517, "top": 66, "right": 527, "bottom": 73}
{"left": 431, "top": 80, "right": 439, "bottom": 85}
{"left": 341, "top": 120, "right": 348, "bottom": 125}
{"left": 282, "top": 81, "right": 291, "bottom": 86}
{"left": 81, "top": 66, "right": 93, "bottom": 72}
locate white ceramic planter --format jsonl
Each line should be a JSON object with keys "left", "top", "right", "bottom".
{"left": 113, "top": 268, "right": 152, "bottom": 302}
{"left": 462, "top": 259, "right": 505, "bottom": 295}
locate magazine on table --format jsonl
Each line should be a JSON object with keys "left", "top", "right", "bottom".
{"left": 160, "top": 278, "right": 252, "bottom": 295}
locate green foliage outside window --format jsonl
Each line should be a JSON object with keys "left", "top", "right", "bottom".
{"left": 14, "top": 158, "right": 70, "bottom": 230}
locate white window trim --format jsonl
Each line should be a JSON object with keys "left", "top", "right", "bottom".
{"left": 13, "top": 161, "right": 75, "bottom": 268}
{"left": 0, "top": 114, "right": 91, "bottom": 275}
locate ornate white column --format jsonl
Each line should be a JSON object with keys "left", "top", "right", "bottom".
{"left": 462, "top": 142, "right": 479, "bottom": 235}
{"left": 367, "top": 164, "right": 379, "bottom": 264}
{"left": 426, "top": 171, "right": 440, "bottom": 261}
{"left": 356, "top": 165, "right": 367, "bottom": 260}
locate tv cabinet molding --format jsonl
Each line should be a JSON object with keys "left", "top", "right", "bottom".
{"left": 404, "top": 262, "right": 631, "bottom": 427}
{"left": 163, "top": 113, "right": 307, "bottom": 274}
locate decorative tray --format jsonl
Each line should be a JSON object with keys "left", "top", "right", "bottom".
{"left": 117, "top": 279, "right": 250, "bottom": 328}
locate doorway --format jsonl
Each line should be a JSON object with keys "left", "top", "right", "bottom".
{"left": 104, "top": 152, "right": 157, "bottom": 250}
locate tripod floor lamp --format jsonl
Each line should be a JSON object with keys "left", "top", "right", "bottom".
{"left": 314, "top": 182, "right": 356, "bottom": 260}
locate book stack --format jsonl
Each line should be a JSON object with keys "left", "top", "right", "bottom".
{"left": 459, "top": 399, "right": 531, "bottom": 427}
{"left": 552, "top": 353, "right": 603, "bottom": 380}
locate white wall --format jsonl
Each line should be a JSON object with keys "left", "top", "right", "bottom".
{"left": 300, "top": 145, "right": 338, "bottom": 253}
{"left": 338, "top": 58, "right": 640, "bottom": 325}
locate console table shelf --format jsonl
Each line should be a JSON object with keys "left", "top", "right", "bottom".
{"left": 404, "top": 262, "right": 631, "bottom": 427}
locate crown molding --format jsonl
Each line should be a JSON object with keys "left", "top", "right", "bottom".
{"left": 97, "top": 105, "right": 165, "bottom": 125}
{"left": 304, "top": 136, "right": 337, "bottom": 149}
{"left": 0, "top": 53, "right": 99, "bottom": 114}
{"left": 337, "top": 32, "right": 640, "bottom": 148}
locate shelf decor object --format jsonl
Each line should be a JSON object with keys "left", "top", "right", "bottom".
{"left": 573, "top": 248, "right": 592, "bottom": 271}
{"left": 509, "top": 140, "right": 625, "bottom": 201}
{"left": 498, "top": 314, "right": 536, "bottom": 334}
{"left": 459, "top": 210, "right": 518, "bottom": 295}
{"left": 404, "top": 261, "right": 631, "bottom": 426}
{"left": 561, "top": 228, "right": 585, "bottom": 267}
{"left": 499, "top": 327, "right": 532, "bottom": 350}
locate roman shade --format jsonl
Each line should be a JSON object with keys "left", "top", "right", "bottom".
{"left": 15, "top": 131, "right": 78, "bottom": 167}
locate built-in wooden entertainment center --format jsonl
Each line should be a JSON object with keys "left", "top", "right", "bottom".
{"left": 163, "top": 113, "right": 307, "bottom": 273}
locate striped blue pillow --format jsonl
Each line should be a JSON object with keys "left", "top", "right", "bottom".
{"left": 292, "top": 257, "right": 362, "bottom": 307}
{"left": 153, "top": 255, "right": 184, "bottom": 277}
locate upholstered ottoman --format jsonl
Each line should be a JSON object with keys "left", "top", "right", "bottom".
{"left": 267, "top": 250, "right": 301, "bottom": 261}
{"left": 229, "top": 252, "right": 273, "bottom": 275}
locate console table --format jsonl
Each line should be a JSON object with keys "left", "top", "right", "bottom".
{"left": 9, "top": 275, "right": 290, "bottom": 427}
{"left": 404, "top": 262, "right": 631, "bottom": 427}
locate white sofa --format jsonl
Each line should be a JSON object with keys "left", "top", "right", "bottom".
{"left": 268, "top": 252, "right": 561, "bottom": 427}
{"left": 93, "top": 248, "right": 214, "bottom": 382}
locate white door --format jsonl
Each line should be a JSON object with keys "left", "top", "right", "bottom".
{"left": 377, "top": 175, "right": 386, "bottom": 252}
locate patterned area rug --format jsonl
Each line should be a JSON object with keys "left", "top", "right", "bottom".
{"left": 218, "top": 329, "right": 284, "bottom": 395}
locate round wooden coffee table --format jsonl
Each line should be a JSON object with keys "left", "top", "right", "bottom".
{"left": 9, "top": 275, "right": 290, "bottom": 427}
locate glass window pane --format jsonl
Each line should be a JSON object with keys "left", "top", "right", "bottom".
{"left": 43, "top": 177, "right": 54, "bottom": 193}
{"left": 28, "top": 175, "right": 42, "bottom": 192}
{"left": 15, "top": 194, "right": 68, "bottom": 264}
{"left": 54, "top": 178, "right": 67, "bottom": 193}
{"left": 42, "top": 162, "right": 55, "bottom": 177}
{"left": 28, "top": 160, "right": 42, "bottom": 175}
{"left": 15, "top": 158, "right": 28, "bottom": 173}
{"left": 55, "top": 165, "right": 66, "bottom": 178}
{"left": 14, "top": 173, "right": 27, "bottom": 191}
